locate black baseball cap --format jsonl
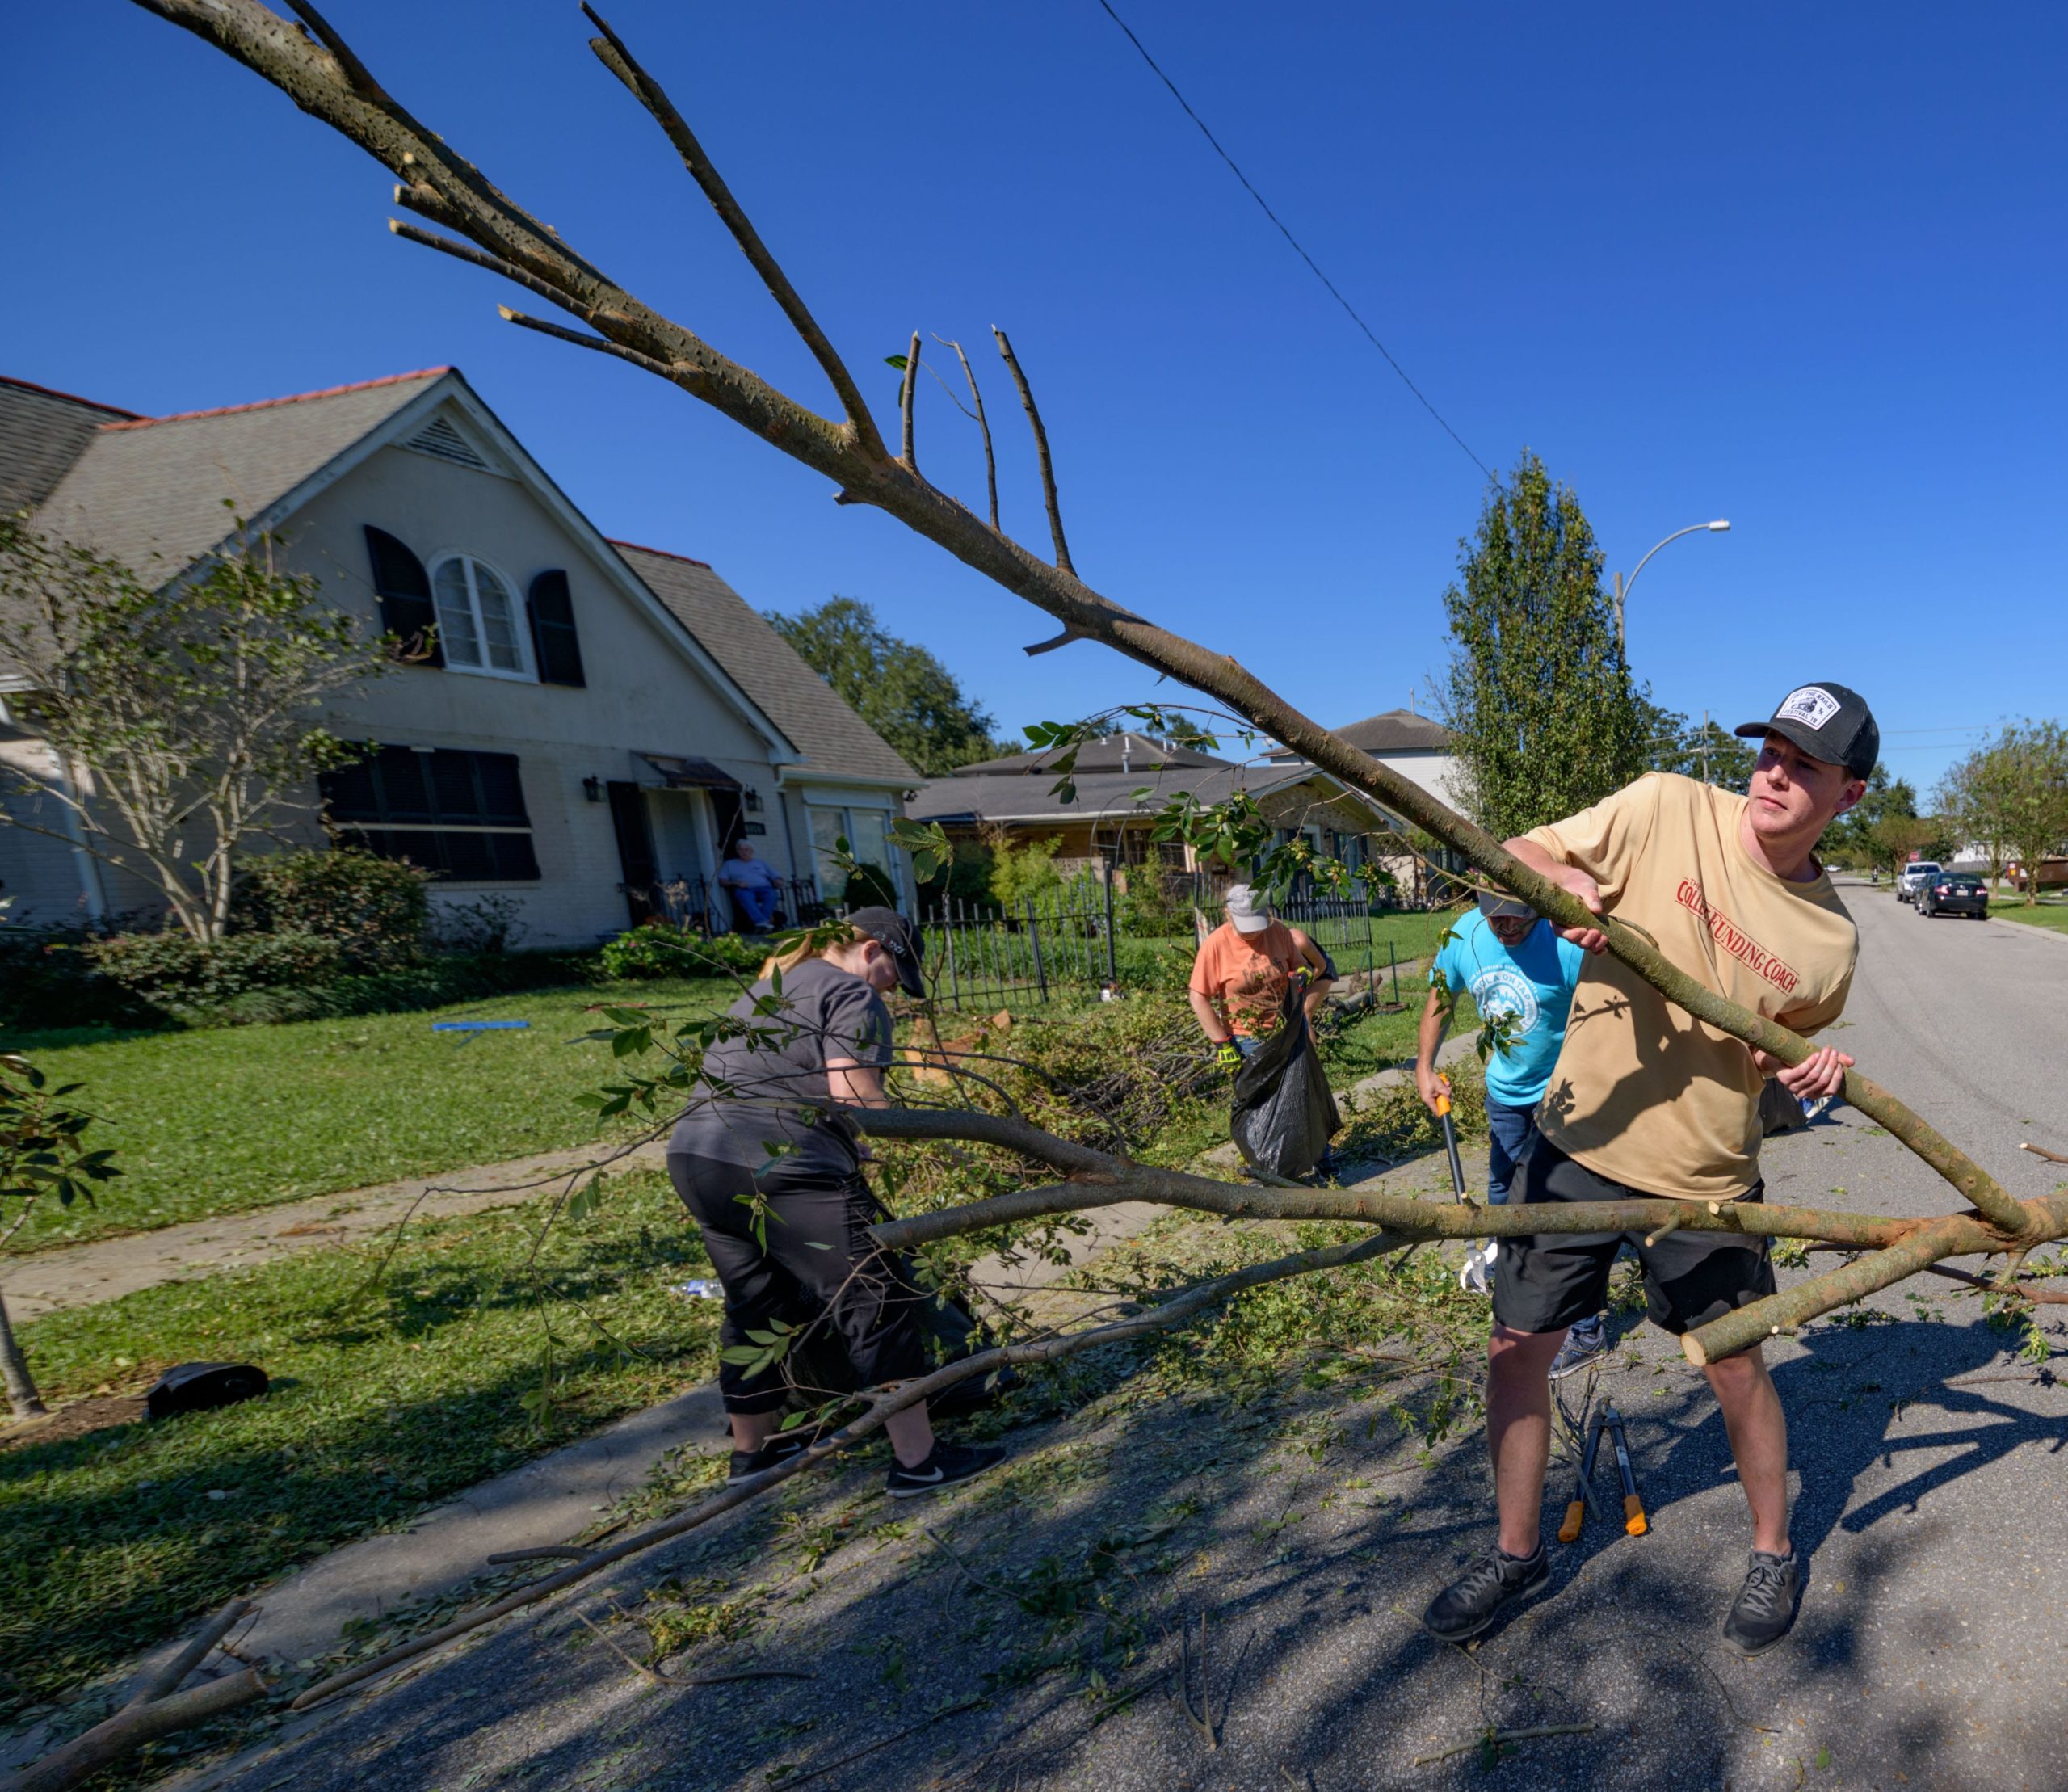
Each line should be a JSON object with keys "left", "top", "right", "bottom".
{"left": 1734, "top": 682, "right": 1879, "bottom": 779}
{"left": 1477, "top": 890, "right": 1535, "bottom": 923}
{"left": 846, "top": 906, "right": 928, "bottom": 998}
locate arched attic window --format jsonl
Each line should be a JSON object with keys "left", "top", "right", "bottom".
{"left": 430, "top": 554, "right": 530, "bottom": 678}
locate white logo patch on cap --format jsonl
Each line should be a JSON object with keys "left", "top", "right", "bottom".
{"left": 1776, "top": 686, "right": 1841, "bottom": 730}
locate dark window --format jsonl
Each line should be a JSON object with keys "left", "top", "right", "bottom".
{"left": 364, "top": 526, "right": 445, "bottom": 668}
{"left": 527, "top": 570, "right": 586, "bottom": 688}
{"left": 321, "top": 746, "right": 537, "bottom": 882}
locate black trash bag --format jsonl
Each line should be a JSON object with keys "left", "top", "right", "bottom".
{"left": 145, "top": 1362, "right": 269, "bottom": 1421}
{"left": 1229, "top": 986, "right": 1341, "bottom": 1180}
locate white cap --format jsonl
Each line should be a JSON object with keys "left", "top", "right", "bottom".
{"left": 1224, "top": 882, "right": 1271, "bottom": 934}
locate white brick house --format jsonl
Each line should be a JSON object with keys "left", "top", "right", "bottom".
{"left": 0, "top": 368, "right": 917, "bottom": 944}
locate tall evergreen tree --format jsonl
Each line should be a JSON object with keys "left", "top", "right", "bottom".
{"left": 764, "top": 595, "right": 1002, "bottom": 777}
{"left": 1439, "top": 452, "right": 1647, "bottom": 839}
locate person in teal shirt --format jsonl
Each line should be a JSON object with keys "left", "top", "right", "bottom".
{"left": 1418, "top": 892, "right": 1603, "bottom": 1377}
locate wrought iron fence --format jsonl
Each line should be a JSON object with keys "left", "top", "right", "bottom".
{"left": 918, "top": 884, "right": 1120, "bottom": 1014}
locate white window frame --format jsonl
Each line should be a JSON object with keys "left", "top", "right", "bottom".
{"left": 427, "top": 551, "right": 533, "bottom": 682}
{"left": 805, "top": 800, "right": 901, "bottom": 902}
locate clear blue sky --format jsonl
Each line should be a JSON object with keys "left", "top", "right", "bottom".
{"left": 10, "top": 2, "right": 2065, "bottom": 795}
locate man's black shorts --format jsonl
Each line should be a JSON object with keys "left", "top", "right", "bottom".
{"left": 1490, "top": 1140, "right": 1776, "bottom": 1341}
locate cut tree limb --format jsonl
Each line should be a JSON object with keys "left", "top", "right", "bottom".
{"left": 11, "top": 1671, "right": 267, "bottom": 1792}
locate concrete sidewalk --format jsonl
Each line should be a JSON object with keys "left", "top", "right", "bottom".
{"left": 0, "top": 1138, "right": 667, "bottom": 1323}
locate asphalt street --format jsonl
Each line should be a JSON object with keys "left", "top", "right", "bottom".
{"left": 173, "top": 881, "right": 2068, "bottom": 1792}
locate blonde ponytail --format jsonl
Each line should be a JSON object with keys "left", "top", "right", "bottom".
{"left": 759, "top": 922, "right": 864, "bottom": 982}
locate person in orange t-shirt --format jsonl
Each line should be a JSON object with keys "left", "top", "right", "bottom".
{"left": 1187, "top": 881, "right": 1335, "bottom": 1061}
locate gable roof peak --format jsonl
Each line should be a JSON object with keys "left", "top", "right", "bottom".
{"left": 99, "top": 366, "right": 454, "bottom": 434}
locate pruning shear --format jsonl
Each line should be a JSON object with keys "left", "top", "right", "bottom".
{"left": 1557, "top": 1403, "right": 1648, "bottom": 1542}
{"left": 1435, "top": 1089, "right": 1469, "bottom": 1204}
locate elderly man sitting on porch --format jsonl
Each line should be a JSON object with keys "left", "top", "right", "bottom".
{"left": 717, "top": 839, "right": 782, "bottom": 933}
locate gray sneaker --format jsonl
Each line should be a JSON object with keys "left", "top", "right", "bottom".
{"left": 1722, "top": 1550, "right": 1801, "bottom": 1655}
{"left": 1422, "top": 1543, "right": 1550, "bottom": 1643}
{"left": 1548, "top": 1324, "right": 1608, "bottom": 1381}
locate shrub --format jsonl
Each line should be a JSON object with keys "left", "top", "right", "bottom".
{"left": 600, "top": 924, "right": 765, "bottom": 982}
{"left": 988, "top": 836, "right": 1068, "bottom": 910}
{"left": 232, "top": 848, "right": 429, "bottom": 969}
{"left": 85, "top": 931, "right": 344, "bottom": 1006}
{"left": 431, "top": 892, "right": 528, "bottom": 956}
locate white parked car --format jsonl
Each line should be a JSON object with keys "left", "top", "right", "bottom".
{"left": 1895, "top": 860, "right": 1942, "bottom": 904}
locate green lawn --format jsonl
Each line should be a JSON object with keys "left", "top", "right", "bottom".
{"left": 1989, "top": 894, "right": 2068, "bottom": 935}
{"left": 1, "top": 977, "right": 734, "bottom": 1250}
{"left": 0, "top": 1170, "right": 719, "bottom": 1713}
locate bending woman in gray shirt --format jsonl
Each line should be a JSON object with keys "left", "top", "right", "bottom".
{"left": 667, "top": 906, "right": 1004, "bottom": 1498}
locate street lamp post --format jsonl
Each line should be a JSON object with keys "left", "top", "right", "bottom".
{"left": 1612, "top": 520, "right": 1730, "bottom": 653}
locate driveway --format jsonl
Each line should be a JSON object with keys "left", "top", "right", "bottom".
{"left": 173, "top": 878, "right": 2068, "bottom": 1792}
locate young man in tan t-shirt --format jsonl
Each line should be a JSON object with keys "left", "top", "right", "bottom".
{"left": 1422, "top": 682, "right": 1876, "bottom": 1659}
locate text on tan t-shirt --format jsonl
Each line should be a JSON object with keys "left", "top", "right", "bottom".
{"left": 1524, "top": 772, "right": 1857, "bottom": 1201}
{"left": 1189, "top": 920, "right": 1303, "bottom": 1037}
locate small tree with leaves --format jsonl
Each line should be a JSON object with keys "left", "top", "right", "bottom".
{"left": 0, "top": 514, "right": 389, "bottom": 940}
{"left": 1440, "top": 452, "right": 1648, "bottom": 839}
{"left": 1941, "top": 723, "right": 2068, "bottom": 904}
{"left": 0, "top": 1056, "right": 119, "bottom": 1418}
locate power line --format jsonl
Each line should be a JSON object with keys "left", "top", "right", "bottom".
{"left": 1093, "top": 0, "right": 1490, "bottom": 479}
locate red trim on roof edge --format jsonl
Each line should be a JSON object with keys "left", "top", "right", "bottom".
{"left": 99, "top": 367, "right": 453, "bottom": 433}
{"left": 0, "top": 374, "right": 141, "bottom": 420}
{"left": 608, "top": 538, "right": 712, "bottom": 569}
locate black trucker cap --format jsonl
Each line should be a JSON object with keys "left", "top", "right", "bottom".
{"left": 846, "top": 906, "right": 928, "bottom": 998}
{"left": 1733, "top": 682, "right": 1879, "bottom": 780}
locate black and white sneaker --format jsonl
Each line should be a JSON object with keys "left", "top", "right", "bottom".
{"left": 885, "top": 1441, "right": 1007, "bottom": 1499}
{"left": 728, "top": 1434, "right": 811, "bottom": 1482}
{"left": 1722, "top": 1550, "right": 1801, "bottom": 1656}
{"left": 1421, "top": 1542, "right": 1550, "bottom": 1643}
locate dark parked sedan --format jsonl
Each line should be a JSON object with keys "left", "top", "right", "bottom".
{"left": 1918, "top": 873, "right": 1989, "bottom": 919}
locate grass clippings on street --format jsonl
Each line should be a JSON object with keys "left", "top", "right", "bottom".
{"left": 0, "top": 976, "right": 735, "bottom": 1248}
{"left": 0, "top": 1168, "right": 718, "bottom": 1714}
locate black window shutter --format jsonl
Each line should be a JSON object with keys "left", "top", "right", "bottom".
{"left": 364, "top": 526, "right": 444, "bottom": 668}
{"left": 526, "top": 570, "right": 586, "bottom": 687}
{"left": 472, "top": 752, "right": 531, "bottom": 826}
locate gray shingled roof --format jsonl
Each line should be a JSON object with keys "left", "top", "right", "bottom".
{"left": 948, "top": 732, "right": 1230, "bottom": 777}
{"left": 1267, "top": 708, "right": 1453, "bottom": 759}
{"left": 33, "top": 369, "right": 448, "bottom": 578}
{"left": 612, "top": 542, "right": 918, "bottom": 789}
{"left": 908, "top": 760, "right": 1374, "bottom": 825}
{"left": 0, "top": 377, "right": 138, "bottom": 515}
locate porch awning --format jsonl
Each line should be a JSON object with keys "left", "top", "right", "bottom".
{"left": 640, "top": 753, "right": 742, "bottom": 790}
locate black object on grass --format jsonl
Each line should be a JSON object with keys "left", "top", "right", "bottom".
{"left": 145, "top": 1363, "right": 270, "bottom": 1421}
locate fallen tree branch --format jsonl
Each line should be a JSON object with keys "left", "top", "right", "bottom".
{"left": 286, "top": 1228, "right": 1410, "bottom": 1710}
{"left": 123, "top": 1596, "right": 251, "bottom": 1709}
{"left": 12, "top": 1669, "right": 267, "bottom": 1792}
{"left": 1683, "top": 1217, "right": 1977, "bottom": 1365}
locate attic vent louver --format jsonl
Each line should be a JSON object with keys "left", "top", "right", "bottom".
{"left": 404, "top": 414, "right": 490, "bottom": 469}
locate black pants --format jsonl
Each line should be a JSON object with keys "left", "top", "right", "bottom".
{"left": 667, "top": 1153, "right": 929, "bottom": 1416}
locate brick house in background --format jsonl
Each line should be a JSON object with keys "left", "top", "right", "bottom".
{"left": 0, "top": 368, "right": 916, "bottom": 944}
{"left": 906, "top": 731, "right": 1410, "bottom": 906}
